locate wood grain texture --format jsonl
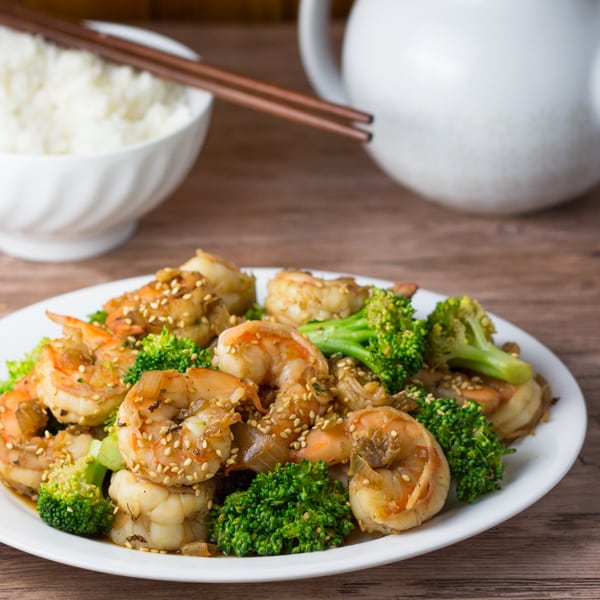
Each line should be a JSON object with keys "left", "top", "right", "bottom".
{"left": 0, "top": 22, "right": 598, "bottom": 600}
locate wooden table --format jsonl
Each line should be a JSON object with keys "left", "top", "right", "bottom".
{"left": 0, "top": 22, "right": 598, "bottom": 600}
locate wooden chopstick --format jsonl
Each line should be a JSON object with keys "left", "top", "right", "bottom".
{"left": 0, "top": 1, "right": 372, "bottom": 142}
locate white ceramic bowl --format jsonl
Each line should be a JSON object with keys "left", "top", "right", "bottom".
{"left": 0, "top": 22, "right": 213, "bottom": 262}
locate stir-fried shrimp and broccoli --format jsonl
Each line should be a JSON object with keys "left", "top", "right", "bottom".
{"left": 0, "top": 251, "right": 553, "bottom": 556}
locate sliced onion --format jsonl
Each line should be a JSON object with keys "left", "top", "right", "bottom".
{"left": 180, "top": 541, "right": 219, "bottom": 557}
{"left": 15, "top": 399, "right": 48, "bottom": 437}
{"left": 136, "top": 370, "right": 165, "bottom": 398}
{"left": 231, "top": 422, "right": 289, "bottom": 472}
{"left": 349, "top": 452, "right": 384, "bottom": 487}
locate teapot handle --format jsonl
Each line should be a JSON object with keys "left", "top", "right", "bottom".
{"left": 298, "top": 0, "right": 349, "bottom": 104}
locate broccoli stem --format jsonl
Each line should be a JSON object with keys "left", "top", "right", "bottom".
{"left": 83, "top": 439, "right": 108, "bottom": 488}
{"left": 97, "top": 429, "right": 125, "bottom": 472}
{"left": 299, "top": 316, "right": 379, "bottom": 372}
{"left": 450, "top": 315, "right": 532, "bottom": 384}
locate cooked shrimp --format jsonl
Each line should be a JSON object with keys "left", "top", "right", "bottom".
{"left": 213, "top": 320, "right": 332, "bottom": 447}
{"left": 264, "top": 269, "right": 370, "bottom": 327}
{"left": 348, "top": 407, "right": 450, "bottom": 533}
{"left": 294, "top": 406, "right": 450, "bottom": 534}
{"left": 291, "top": 417, "right": 351, "bottom": 466}
{"left": 116, "top": 368, "right": 261, "bottom": 486}
{"left": 478, "top": 374, "right": 548, "bottom": 442}
{"left": 180, "top": 248, "right": 257, "bottom": 316}
{"left": 0, "top": 374, "right": 93, "bottom": 497}
{"left": 412, "top": 364, "right": 548, "bottom": 441}
{"left": 108, "top": 468, "right": 215, "bottom": 552}
{"left": 103, "top": 268, "right": 233, "bottom": 345}
{"left": 35, "top": 312, "right": 136, "bottom": 427}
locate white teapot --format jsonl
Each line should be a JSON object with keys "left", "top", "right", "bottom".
{"left": 298, "top": 0, "right": 600, "bottom": 214}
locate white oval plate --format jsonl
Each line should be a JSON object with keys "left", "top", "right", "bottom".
{"left": 0, "top": 269, "right": 587, "bottom": 582}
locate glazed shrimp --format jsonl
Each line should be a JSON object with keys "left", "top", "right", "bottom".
{"left": 108, "top": 468, "right": 215, "bottom": 552}
{"left": 103, "top": 268, "right": 233, "bottom": 345}
{"left": 0, "top": 374, "right": 93, "bottom": 497}
{"left": 264, "top": 269, "right": 370, "bottom": 327}
{"left": 213, "top": 320, "right": 332, "bottom": 447}
{"left": 35, "top": 312, "right": 136, "bottom": 427}
{"left": 180, "top": 248, "right": 257, "bottom": 316}
{"left": 477, "top": 374, "right": 548, "bottom": 442}
{"left": 294, "top": 406, "right": 450, "bottom": 534}
{"left": 116, "top": 368, "right": 262, "bottom": 486}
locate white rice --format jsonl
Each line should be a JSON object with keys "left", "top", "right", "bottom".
{"left": 0, "top": 25, "right": 195, "bottom": 155}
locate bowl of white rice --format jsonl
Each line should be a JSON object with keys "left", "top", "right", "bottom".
{"left": 0, "top": 21, "right": 213, "bottom": 262}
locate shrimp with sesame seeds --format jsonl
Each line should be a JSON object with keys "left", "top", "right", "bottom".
{"left": 264, "top": 269, "right": 370, "bottom": 327}
{"left": 213, "top": 320, "right": 333, "bottom": 452}
{"left": 0, "top": 373, "right": 94, "bottom": 497}
{"left": 293, "top": 406, "right": 450, "bottom": 534}
{"left": 116, "top": 368, "right": 262, "bottom": 486}
{"left": 108, "top": 468, "right": 215, "bottom": 552}
{"left": 35, "top": 312, "right": 136, "bottom": 427}
{"left": 180, "top": 248, "right": 257, "bottom": 316}
{"left": 103, "top": 268, "right": 233, "bottom": 346}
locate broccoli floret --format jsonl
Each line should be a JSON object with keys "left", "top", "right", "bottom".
{"left": 244, "top": 302, "right": 266, "bottom": 321}
{"left": 0, "top": 338, "right": 49, "bottom": 394}
{"left": 425, "top": 295, "right": 533, "bottom": 385}
{"left": 124, "top": 326, "right": 212, "bottom": 384}
{"left": 299, "top": 287, "right": 428, "bottom": 394}
{"left": 407, "top": 386, "right": 514, "bottom": 503}
{"left": 208, "top": 460, "right": 355, "bottom": 556}
{"left": 36, "top": 439, "right": 114, "bottom": 537}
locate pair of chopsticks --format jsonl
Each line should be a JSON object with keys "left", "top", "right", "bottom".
{"left": 0, "top": 0, "right": 372, "bottom": 143}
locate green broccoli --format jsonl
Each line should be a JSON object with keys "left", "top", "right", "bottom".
{"left": 36, "top": 439, "right": 115, "bottom": 537}
{"left": 407, "top": 386, "right": 514, "bottom": 503}
{"left": 123, "top": 326, "right": 213, "bottom": 384}
{"left": 298, "top": 287, "right": 428, "bottom": 394}
{"left": 425, "top": 295, "right": 533, "bottom": 384}
{"left": 208, "top": 460, "right": 355, "bottom": 556}
{"left": 0, "top": 338, "right": 48, "bottom": 394}
{"left": 87, "top": 309, "right": 108, "bottom": 325}
{"left": 97, "top": 410, "right": 125, "bottom": 472}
